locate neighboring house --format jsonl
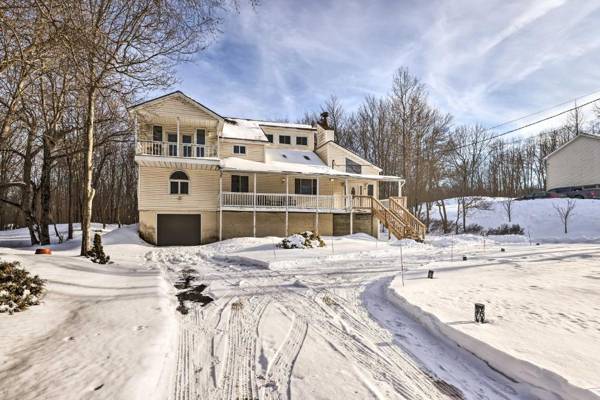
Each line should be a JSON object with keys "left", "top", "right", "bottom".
{"left": 130, "top": 91, "right": 424, "bottom": 246}
{"left": 545, "top": 133, "right": 600, "bottom": 192}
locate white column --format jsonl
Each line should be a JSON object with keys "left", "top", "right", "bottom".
{"left": 349, "top": 179, "right": 353, "bottom": 235}
{"left": 285, "top": 175, "right": 289, "bottom": 237}
{"left": 219, "top": 171, "right": 223, "bottom": 241}
{"left": 253, "top": 173, "right": 257, "bottom": 238}
{"left": 176, "top": 117, "right": 181, "bottom": 157}
{"left": 315, "top": 177, "right": 320, "bottom": 234}
{"left": 398, "top": 179, "right": 402, "bottom": 197}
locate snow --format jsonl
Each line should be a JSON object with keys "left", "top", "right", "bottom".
{"left": 222, "top": 154, "right": 402, "bottom": 181}
{"left": 0, "top": 224, "right": 175, "bottom": 400}
{"left": 221, "top": 118, "right": 314, "bottom": 142}
{"left": 437, "top": 196, "right": 600, "bottom": 242}
{"left": 2, "top": 198, "right": 600, "bottom": 399}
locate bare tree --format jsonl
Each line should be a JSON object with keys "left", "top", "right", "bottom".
{"left": 502, "top": 198, "right": 514, "bottom": 222}
{"left": 553, "top": 199, "right": 576, "bottom": 234}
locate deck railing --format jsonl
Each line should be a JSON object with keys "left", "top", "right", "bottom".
{"left": 221, "top": 192, "right": 352, "bottom": 210}
{"left": 136, "top": 140, "right": 218, "bottom": 158}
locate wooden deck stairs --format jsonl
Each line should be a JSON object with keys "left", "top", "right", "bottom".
{"left": 353, "top": 196, "right": 426, "bottom": 241}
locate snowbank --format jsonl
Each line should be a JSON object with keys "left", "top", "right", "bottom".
{"left": 435, "top": 197, "right": 600, "bottom": 242}
{"left": 388, "top": 243, "right": 600, "bottom": 399}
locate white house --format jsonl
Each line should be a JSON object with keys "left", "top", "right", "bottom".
{"left": 545, "top": 133, "right": 600, "bottom": 192}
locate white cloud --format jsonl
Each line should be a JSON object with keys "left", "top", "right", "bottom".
{"left": 174, "top": 0, "right": 600, "bottom": 135}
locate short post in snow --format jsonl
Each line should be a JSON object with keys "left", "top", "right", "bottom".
{"left": 474, "top": 303, "right": 485, "bottom": 323}
{"left": 462, "top": 255, "right": 468, "bottom": 261}
{"left": 427, "top": 270, "right": 434, "bottom": 279}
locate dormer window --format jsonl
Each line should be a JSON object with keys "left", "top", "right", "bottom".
{"left": 279, "top": 135, "right": 291, "bottom": 144}
{"left": 296, "top": 137, "right": 308, "bottom": 146}
{"left": 233, "top": 145, "right": 246, "bottom": 155}
{"left": 170, "top": 171, "right": 189, "bottom": 195}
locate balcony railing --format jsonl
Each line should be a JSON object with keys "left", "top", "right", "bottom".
{"left": 136, "top": 140, "right": 218, "bottom": 158}
{"left": 221, "top": 192, "right": 353, "bottom": 211}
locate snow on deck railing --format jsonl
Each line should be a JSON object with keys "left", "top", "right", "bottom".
{"left": 221, "top": 192, "right": 352, "bottom": 210}
{"left": 136, "top": 140, "right": 218, "bottom": 158}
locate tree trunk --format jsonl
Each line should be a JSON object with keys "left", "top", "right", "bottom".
{"left": 39, "top": 136, "right": 53, "bottom": 244}
{"left": 67, "top": 156, "right": 74, "bottom": 240}
{"left": 22, "top": 130, "right": 39, "bottom": 245}
{"left": 80, "top": 89, "right": 96, "bottom": 256}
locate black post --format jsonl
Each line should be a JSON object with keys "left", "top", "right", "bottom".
{"left": 462, "top": 255, "right": 467, "bottom": 261}
{"left": 500, "top": 248, "right": 505, "bottom": 252}
{"left": 427, "top": 270, "right": 434, "bottom": 279}
{"left": 475, "top": 303, "right": 485, "bottom": 323}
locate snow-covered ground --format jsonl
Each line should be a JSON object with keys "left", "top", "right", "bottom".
{"left": 436, "top": 197, "right": 600, "bottom": 242}
{"left": 0, "top": 225, "right": 176, "bottom": 400}
{"left": 1, "top": 198, "right": 599, "bottom": 399}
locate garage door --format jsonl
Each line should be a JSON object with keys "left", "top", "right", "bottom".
{"left": 157, "top": 214, "right": 201, "bottom": 246}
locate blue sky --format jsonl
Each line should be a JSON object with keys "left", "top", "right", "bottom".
{"left": 173, "top": 0, "right": 600, "bottom": 133}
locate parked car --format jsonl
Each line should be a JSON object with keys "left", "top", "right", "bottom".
{"left": 516, "top": 191, "right": 564, "bottom": 200}
{"left": 566, "top": 188, "right": 600, "bottom": 199}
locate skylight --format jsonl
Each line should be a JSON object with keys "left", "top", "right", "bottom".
{"left": 282, "top": 154, "right": 288, "bottom": 159}
{"left": 303, "top": 155, "right": 310, "bottom": 160}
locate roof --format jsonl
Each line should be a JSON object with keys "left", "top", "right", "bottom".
{"left": 544, "top": 133, "right": 600, "bottom": 160}
{"left": 222, "top": 118, "right": 315, "bottom": 142}
{"left": 221, "top": 149, "right": 402, "bottom": 181}
{"left": 128, "top": 91, "right": 224, "bottom": 121}
{"left": 317, "top": 140, "right": 382, "bottom": 172}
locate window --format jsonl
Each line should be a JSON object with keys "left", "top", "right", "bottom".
{"left": 279, "top": 135, "right": 291, "bottom": 144}
{"left": 295, "top": 178, "right": 317, "bottom": 195}
{"left": 367, "top": 184, "right": 374, "bottom": 196}
{"left": 168, "top": 133, "right": 178, "bottom": 156}
{"left": 196, "top": 129, "right": 206, "bottom": 144}
{"left": 152, "top": 126, "right": 163, "bottom": 142}
{"left": 182, "top": 135, "right": 192, "bottom": 157}
{"left": 231, "top": 175, "right": 249, "bottom": 192}
{"left": 152, "top": 126, "right": 163, "bottom": 155}
{"left": 169, "top": 171, "right": 189, "bottom": 195}
{"left": 233, "top": 145, "right": 246, "bottom": 155}
{"left": 346, "top": 158, "right": 362, "bottom": 174}
{"left": 266, "top": 134, "right": 274, "bottom": 143}
{"left": 196, "top": 129, "right": 206, "bottom": 157}
{"left": 296, "top": 136, "right": 308, "bottom": 145}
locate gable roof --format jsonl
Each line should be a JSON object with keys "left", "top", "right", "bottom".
{"left": 544, "top": 133, "right": 600, "bottom": 160}
{"left": 128, "top": 91, "right": 224, "bottom": 121}
{"left": 317, "top": 140, "right": 382, "bottom": 172}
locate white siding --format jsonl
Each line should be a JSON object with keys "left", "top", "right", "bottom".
{"left": 546, "top": 136, "right": 600, "bottom": 189}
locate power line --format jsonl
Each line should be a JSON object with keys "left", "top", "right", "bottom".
{"left": 445, "top": 95, "right": 600, "bottom": 153}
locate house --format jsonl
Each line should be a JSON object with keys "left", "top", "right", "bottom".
{"left": 130, "top": 91, "right": 425, "bottom": 246}
{"left": 545, "top": 133, "right": 600, "bottom": 192}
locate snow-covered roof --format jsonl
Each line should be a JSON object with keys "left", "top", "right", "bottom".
{"left": 221, "top": 118, "right": 315, "bottom": 142}
{"left": 221, "top": 150, "right": 402, "bottom": 181}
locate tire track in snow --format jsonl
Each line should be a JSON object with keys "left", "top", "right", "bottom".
{"left": 220, "top": 296, "right": 269, "bottom": 400}
{"left": 276, "top": 289, "right": 462, "bottom": 400}
{"left": 261, "top": 313, "right": 308, "bottom": 400}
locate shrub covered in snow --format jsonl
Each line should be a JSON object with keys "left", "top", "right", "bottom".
{"left": 0, "top": 261, "right": 45, "bottom": 314}
{"left": 487, "top": 224, "right": 524, "bottom": 235}
{"left": 278, "top": 231, "right": 326, "bottom": 249}
{"left": 87, "top": 233, "right": 110, "bottom": 264}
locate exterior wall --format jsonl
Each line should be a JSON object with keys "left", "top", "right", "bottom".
{"left": 221, "top": 172, "right": 348, "bottom": 196}
{"left": 318, "top": 141, "right": 381, "bottom": 176}
{"left": 141, "top": 96, "right": 218, "bottom": 123}
{"left": 138, "top": 166, "right": 220, "bottom": 211}
{"left": 138, "top": 121, "right": 218, "bottom": 147}
{"left": 138, "top": 210, "right": 218, "bottom": 245}
{"left": 333, "top": 213, "right": 376, "bottom": 236}
{"left": 546, "top": 136, "right": 600, "bottom": 190}
{"left": 222, "top": 212, "right": 334, "bottom": 239}
{"left": 261, "top": 125, "right": 316, "bottom": 150}
{"left": 219, "top": 139, "right": 265, "bottom": 162}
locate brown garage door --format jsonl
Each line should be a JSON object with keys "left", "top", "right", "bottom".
{"left": 157, "top": 214, "right": 201, "bottom": 246}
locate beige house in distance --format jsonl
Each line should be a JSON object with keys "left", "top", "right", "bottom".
{"left": 130, "top": 91, "right": 425, "bottom": 245}
{"left": 545, "top": 133, "right": 600, "bottom": 192}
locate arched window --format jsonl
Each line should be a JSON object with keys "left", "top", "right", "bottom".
{"left": 170, "top": 171, "right": 189, "bottom": 195}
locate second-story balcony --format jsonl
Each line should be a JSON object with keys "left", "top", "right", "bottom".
{"left": 136, "top": 140, "right": 218, "bottom": 159}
